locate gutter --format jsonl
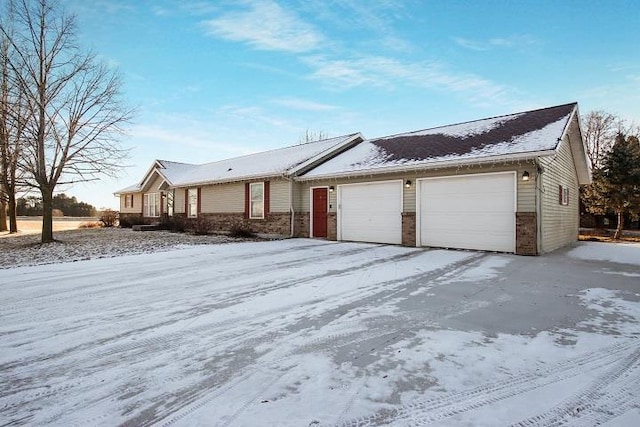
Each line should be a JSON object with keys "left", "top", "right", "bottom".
{"left": 295, "top": 149, "right": 558, "bottom": 182}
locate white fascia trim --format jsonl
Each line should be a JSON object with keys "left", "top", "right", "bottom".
{"left": 563, "top": 105, "right": 592, "bottom": 185}
{"left": 287, "top": 133, "right": 364, "bottom": 176}
{"left": 296, "top": 150, "right": 555, "bottom": 182}
{"left": 170, "top": 173, "right": 283, "bottom": 189}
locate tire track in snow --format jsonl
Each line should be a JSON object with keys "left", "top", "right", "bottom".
{"left": 0, "top": 245, "right": 414, "bottom": 372}
{"left": 294, "top": 253, "right": 489, "bottom": 357}
{"left": 0, "top": 241, "right": 348, "bottom": 315}
{"left": 328, "top": 338, "right": 638, "bottom": 426}
{"left": 147, "top": 252, "right": 486, "bottom": 427}
{"left": 1, "top": 245, "right": 427, "bottom": 426}
{"left": 510, "top": 345, "right": 640, "bottom": 427}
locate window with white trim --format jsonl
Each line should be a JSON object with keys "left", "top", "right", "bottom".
{"left": 559, "top": 185, "right": 569, "bottom": 206}
{"left": 143, "top": 193, "right": 160, "bottom": 217}
{"left": 250, "top": 182, "right": 264, "bottom": 219}
{"left": 164, "top": 191, "right": 174, "bottom": 216}
{"left": 188, "top": 188, "right": 198, "bottom": 218}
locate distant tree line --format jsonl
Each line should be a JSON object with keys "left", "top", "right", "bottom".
{"left": 16, "top": 193, "right": 96, "bottom": 217}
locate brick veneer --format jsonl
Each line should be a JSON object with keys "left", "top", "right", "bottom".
{"left": 294, "top": 212, "right": 310, "bottom": 237}
{"left": 516, "top": 212, "right": 537, "bottom": 255}
{"left": 402, "top": 212, "right": 416, "bottom": 246}
{"left": 327, "top": 213, "right": 337, "bottom": 240}
{"left": 195, "top": 212, "right": 291, "bottom": 235}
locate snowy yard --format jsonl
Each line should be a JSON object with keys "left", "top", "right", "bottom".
{"left": 1, "top": 239, "right": 639, "bottom": 426}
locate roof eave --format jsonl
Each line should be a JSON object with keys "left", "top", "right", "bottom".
{"left": 566, "top": 104, "right": 592, "bottom": 185}
{"left": 295, "top": 150, "right": 556, "bottom": 181}
{"left": 171, "top": 172, "right": 285, "bottom": 189}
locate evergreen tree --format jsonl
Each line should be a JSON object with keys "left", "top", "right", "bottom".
{"left": 583, "top": 133, "right": 640, "bottom": 238}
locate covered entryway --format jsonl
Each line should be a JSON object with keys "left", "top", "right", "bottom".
{"left": 338, "top": 181, "right": 402, "bottom": 244}
{"left": 418, "top": 172, "right": 516, "bottom": 252}
{"left": 311, "top": 187, "right": 328, "bottom": 238}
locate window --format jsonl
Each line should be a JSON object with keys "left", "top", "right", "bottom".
{"left": 250, "top": 182, "right": 264, "bottom": 219}
{"left": 164, "top": 191, "right": 174, "bottom": 216}
{"left": 143, "top": 193, "right": 160, "bottom": 217}
{"left": 559, "top": 185, "right": 569, "bottom": 206}
{"left": 188, "top": 188, "right": 198, "bottom": 218}
{"left": 124, "top": 194, "right": 133, "bottom": 209}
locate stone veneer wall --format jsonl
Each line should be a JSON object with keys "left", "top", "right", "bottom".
{"left": 516, "top": 212, "right": 537, "bottom": 255}
{"left": 402, "top": 212, "right": 416, "bottom": 247}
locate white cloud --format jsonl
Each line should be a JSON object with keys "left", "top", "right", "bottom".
{"left": 271, "top": 97, "right": 339, "bottom": 111}
{"left": 202, "top": 0, "right": 323, "bottom": 53}
{"left": 303, "top": 55, "right": 514, "bottom": 107}
{"left": 454, "top": 35, "right": 536, "bottom": 51}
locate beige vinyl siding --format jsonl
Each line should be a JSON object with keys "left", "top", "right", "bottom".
{"left": 145, "top": 175, "right": 165, "bottom": 192}
{"left": 199, "top": 182, "right": 245, "bottom": 213}
{"left": 196, "top": 179, "right": 289, "bottom": 214}
{"left": 539, "top": 128, "right": 580, "bottom": 253}
{"left": 298, "top": 161, "right": 536, "bottom": 214}
{"left": 119, "top": 193, "right": 143, "bottom": 214}
{"left": 174, "top": 189, "right": 185, "bottom": 214}
{"left": 269, "top": 179, "right": 291, "bottom": 213}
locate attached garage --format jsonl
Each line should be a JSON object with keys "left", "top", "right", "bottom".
{"left": 418, "top": 172, "right": 516, "bottom": 253}
{"left": 338, "top": 181, "right": 402, "bottom": 244}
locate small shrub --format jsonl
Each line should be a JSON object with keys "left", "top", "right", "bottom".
{"left": 160, "top": 215, "right": 187, "bottom": 233}
{"left": 229, "top": 224, "right": 256, "bottom": 238}
{"left": 191, "top": 217, "right": 213, "bottom": 235}
{"left": 79, "top": 221, "right": 103, "bottom": 229}
{"left": 119, "top": 214, "right": 144, "bottom": 228}
{"left": 100, "top": 209, "right": 119, "bottom": 227}
{"left": 52, "top": 209, "right": 64, "bottom": 217}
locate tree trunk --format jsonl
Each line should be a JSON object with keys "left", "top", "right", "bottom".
{"left": 0, "top": 197, "right": 7, "bottom": 232}
{"left": 8, "top": 189, "right": 17, "bottom": 233}
{"left": 613, "top": 211, "right": 624, "bottom": 240}
{"left": 41, "top": 187, "right": 54, "bottom": 243}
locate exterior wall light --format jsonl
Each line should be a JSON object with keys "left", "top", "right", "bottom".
{"left": 405, "top": 180, "right": 412, "bottom": 188}
{"left": 329, "top": 186, "right": 335, "bottom": 192}
{"left": 522, "top": 171, "right": 530, "bottom": 181}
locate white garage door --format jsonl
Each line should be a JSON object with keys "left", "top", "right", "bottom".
{"left": 418, "top": 173, "right": 516, "bottom": 252}
{"left": 338, "top": 181, "right": 402, "bottom": 244}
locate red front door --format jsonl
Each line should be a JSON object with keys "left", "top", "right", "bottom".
{"left": 312, "top": 188, "right": 328, "bottom": 238}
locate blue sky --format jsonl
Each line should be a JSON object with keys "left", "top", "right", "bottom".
{"left": 60, "top": 0, "right": 639, "bottom": 209}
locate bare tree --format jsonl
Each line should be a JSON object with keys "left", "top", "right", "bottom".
{"left": 1, "top": 0, "right": 133, "bottom": 242}
{"left": 582, "top": 110, "right": 623, "bottom": 169}
{"left": 0, "top": 0, "right": 23, "bottom": 233}
{"left": 298, "top": 129, "right": 329, "bottom": 144}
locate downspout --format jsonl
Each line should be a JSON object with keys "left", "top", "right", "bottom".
{"left": 288, "top": 176, "right": 295, "bottom": 238}
{"left": 535, "top": 158, "right": 543, "bottom": 254}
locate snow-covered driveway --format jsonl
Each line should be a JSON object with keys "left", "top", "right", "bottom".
{"left": 1, "top": 239, "right": 639, "bottom": 426}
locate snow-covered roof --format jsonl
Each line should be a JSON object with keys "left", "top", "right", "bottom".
{"left": 114, "top": 183, "right": 142, "bottom": 195}
{"left": 301, "top": 103, "right": 579, "bottom": 179}
{"left": 116, "top": 133, "right": 363, "bottom": 193}
{"left": 168, "top": 133, "right": 362, "bottom": 187}
{"left": 155, "top": 160, "right": 196, "bottom": 184}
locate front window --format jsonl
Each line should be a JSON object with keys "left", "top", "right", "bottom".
{"left": 188, "top": 188, "right": 198, "bottom": 218}
{"left": 125, "top": 194, "right": 133, "bottom": 208}
{"left": 250, "top": 182, "right": 264, "bottom": 219}
{"left": 143, "top": 193, "right": 160, "bottom": 217}
{"left": 165, "top": 191, "right": 174, "bottom": 216}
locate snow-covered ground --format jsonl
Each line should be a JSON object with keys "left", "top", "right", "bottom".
{"left": 0, "top": 227, "right": 243, "bottom": 269}
{"left": 1, "top": 239, "right": 639, "bottom": 426}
